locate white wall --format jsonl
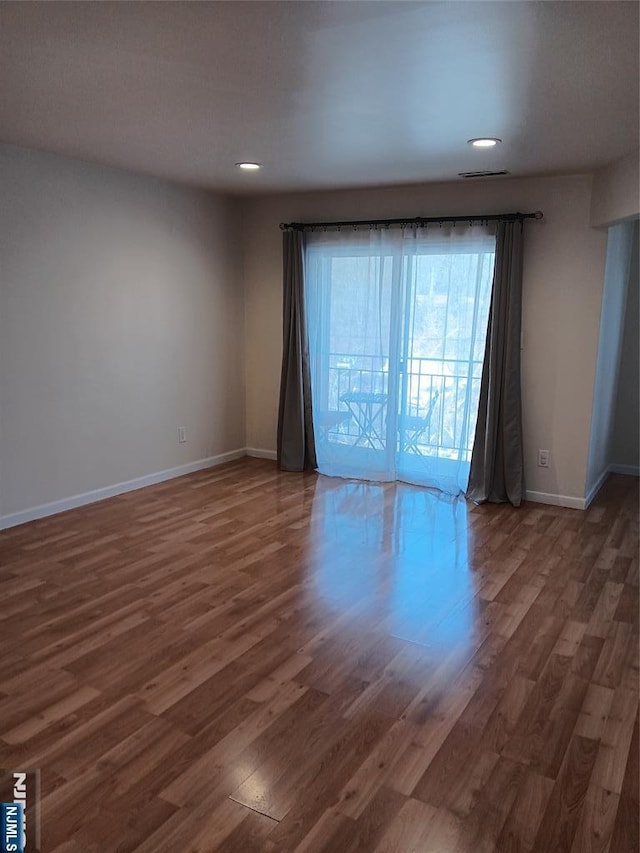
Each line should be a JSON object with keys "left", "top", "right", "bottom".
{"left": 0, "top": 145, "right": 245, "bottom": 522}
{"left": 585, "top": 220, "right": 635, "bottom": 497}
{"left": 241, "top": 175, "right": 608, "bottom": 504}
{"left": 610, "top": 220, "right": 639, "bottom": 472}
{"left": 0, "top": 149, "right": 622, "bottom": 519}
{"left": 590, "top": 149, "right": 640, "bottom": 228}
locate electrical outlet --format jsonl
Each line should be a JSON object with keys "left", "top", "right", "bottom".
{"left": 538, "top": 449, "right": 550, "bottom": 468}
{"left": 178, "top": 427, "right": 187, "bottom": 444}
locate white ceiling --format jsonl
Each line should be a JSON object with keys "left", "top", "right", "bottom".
{"left": 1, "top": 1, "right": 638, "bottom": 194}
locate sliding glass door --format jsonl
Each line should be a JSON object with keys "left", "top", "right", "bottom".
{"left": 305, "top": 224, "right": 496, "bottom": 495}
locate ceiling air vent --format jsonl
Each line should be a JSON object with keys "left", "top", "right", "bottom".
{"left": 458, "top": 170, "right": 510, "bottom": 179}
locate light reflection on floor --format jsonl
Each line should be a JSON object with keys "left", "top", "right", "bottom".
{"left": 303, "top": 474, "right": 481, "bottom": 650}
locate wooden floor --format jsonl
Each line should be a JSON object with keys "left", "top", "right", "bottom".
{"left": 0, "top": 459, "right": 637, "bottom": 852}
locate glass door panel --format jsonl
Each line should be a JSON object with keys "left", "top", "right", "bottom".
{"left": 306, "top": 228, "right": 495, "bottom": 494}
{"left": 396, "top": 248, "right": 494, "bottom": 490}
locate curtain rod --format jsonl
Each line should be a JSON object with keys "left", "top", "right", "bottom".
{"left": 280, "top": 210, "right": 543, "bottom": 231}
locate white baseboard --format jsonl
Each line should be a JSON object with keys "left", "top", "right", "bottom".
{"left": 525, "top": 490, "right": 587, "bottom": 510}
{"left": 246, "top": 447, "right": 278, "bottom": 461}
{"left": 583, "top": 467, "right": 612, "bottom": 510}
{"left": 0, "top": 449, "right": 246, "bottom": 531}
{"left": 3, "top": 448, "right": 630, "bottom": 531}
{"left": 581, "top": 464, "right": 639, "bottom": 511}
{"left": 527, "top": 464, "right": 638, "bottom": 513}
{"left": 608, "top": 463, "right": 640, "bottom": 477}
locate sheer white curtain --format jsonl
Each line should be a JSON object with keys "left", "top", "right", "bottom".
{"left": 305, "top": 223, "right": 496, "bottom": 495}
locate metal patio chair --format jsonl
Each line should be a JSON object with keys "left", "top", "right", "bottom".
{"left": 399, "top": 390, "right": 440, "bottom": 455}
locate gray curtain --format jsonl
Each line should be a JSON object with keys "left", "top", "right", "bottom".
{"left": 467, "top": 220, "right": 525, "bottom": 506}
{"left": 277, "top": 229, "right": 317, "bottom": 471}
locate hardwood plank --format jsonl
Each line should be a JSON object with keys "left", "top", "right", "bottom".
{"left": 591, "top": 686, "right": 637, "bottom": 795}
{"left": 453, "top": 756, "right": 525, "bottom": 853}
{"left": 259, "top": 712, "right": 396, "bottom": 850}
{"left": 372, "top": 796, "right": 439, "bottom": 852}
{"left": 0, "top": 460, "right": 636, "bottom": 852}
{"left": 531, "top": 734, "right": 600, "bottom": 852}
{"left": 334, "top": 718, "right": 417, "bottom": 819}
{"left": 569, "top": 783, "right": 619, "bottom": 853}
{"left": 495, "top": 771, "right": 554, "bottom": 853}
{"left": 322, "top": 787, "right": 408, "bottom": 853}
{"left": 159, "top": 679, "right": 308, "bottom": 808}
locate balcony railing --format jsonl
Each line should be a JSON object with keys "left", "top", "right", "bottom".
{"left": 319, "top": 352, "right": 483, "bottom": 460}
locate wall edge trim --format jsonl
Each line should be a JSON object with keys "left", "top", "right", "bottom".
{"left": 525, "top": 489, "right": 587, "bottom": 511}
{"left": 583, "top": 467, "right": 611, "bottom": 510}
{"left": 0, "top": 449, "right": 246, "bottom": 530}
{"left": 246, "top": 447, "right": 278, "bottom": 460}
{"left": 608, "top": 463, "right": 640, "bottom": 477}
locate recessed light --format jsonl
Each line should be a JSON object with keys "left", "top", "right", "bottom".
{"left": 467, "top": 138, "right": 502, "bottom": 148}
{"left": 235, "top": 162, "right": 262, "bottom": 170}
{"left": 458, "top": 170, "right": 510, "bottom": 179}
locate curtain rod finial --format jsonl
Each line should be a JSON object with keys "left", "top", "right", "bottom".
{"left": 534, "top": 210, "right": 543, "bottom": 220}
